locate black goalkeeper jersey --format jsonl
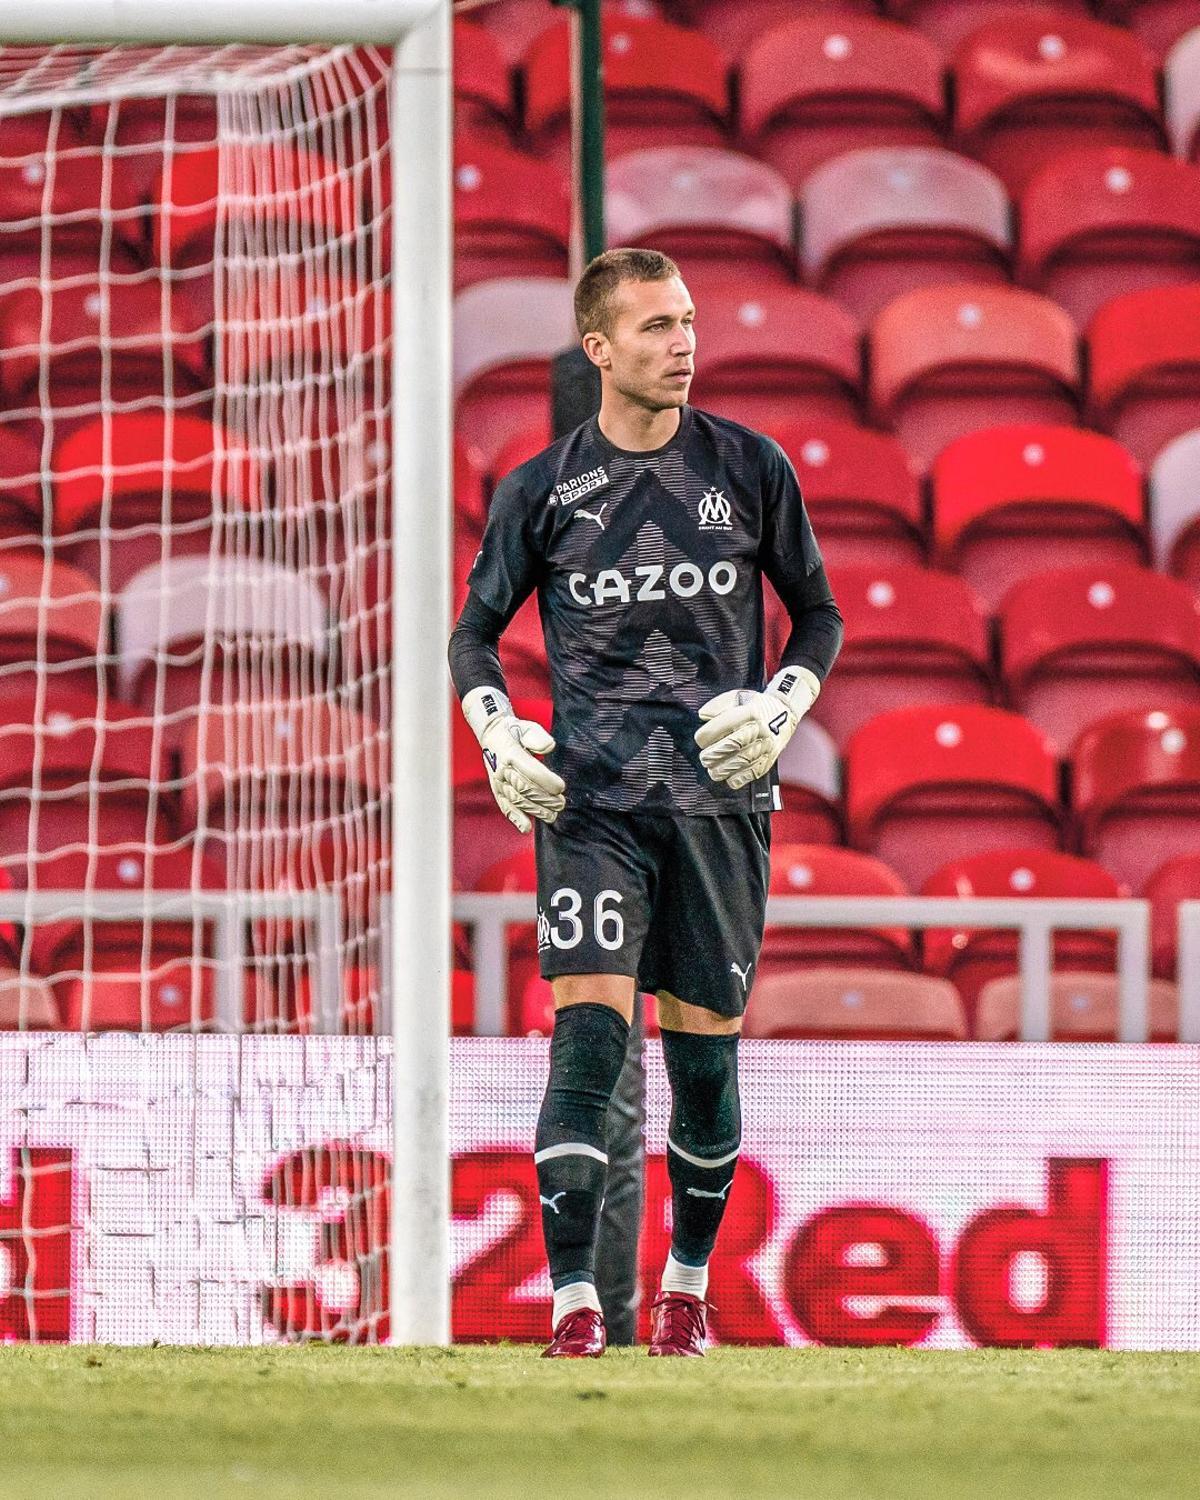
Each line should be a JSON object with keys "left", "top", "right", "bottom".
{"left": 462, "top": 405, "right": 833, "bottom": 817}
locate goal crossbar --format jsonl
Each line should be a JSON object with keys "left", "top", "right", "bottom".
{"left": 0, "top": 1, "right": 442, "bottom": 45}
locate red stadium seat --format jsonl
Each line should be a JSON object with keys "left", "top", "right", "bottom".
{"left": 1150, "top": 429, "right": 1200, "bottom": 587}
{"left": 453, "top": 20, "right": 515, "bottom": 145}
{"left": 1000, "top": 565, "right": 1200, "bottom": 753}
{"left": 744, "top": 966, "right": 967, "bottom": 1039}
{"left": 454, "top": 435, "right": 488, "bottom": 534}
{"left": 818, "top": 564, "right": 994, "bottom": 747}
{"left": 489, "top": 423, "right": 552, "bottom": 492}
{"left": 1142, "top": 852, "right": 1200, "bottom": 979}
{"left": 61, "top": 959, "right": 215, "bottom": 1032}
{"left": 1019, "top": 148, "right": 1200, "bottom": 329}
{"left": 0, "top": 969, "right": 59, "bottom": 1029}
{"left": 678, "top": 0, "right": 879, "bottom": 60}
{"left": 0, "top": 426, "right": 41, "bottom": 554}
{"left": 1087, "top": 2, "right": 1199, "bottom": 63}
{"left": 1073, "top": 708, "right": 1200, "bottom": 890}
{"left": 453, "top": 136, "right": 571, "bottom": 293}
{"left": 1167, "top": 25, "right": 1200, "bottom": 161}
{"left": 802, "top": 147, "right": 1011, "bottom": 322}
{"left": 847, "top": 704, "right": 1063, "bottom": 888}
{"left": 921, "top": 848, "right": 1122, "bottom": 1026}
{"left": 453, "top": 277, "right": 574, "bottom": 469}
{"left": 476, "top": 849, "right": 540, "bottom": 1034}
{"left": 975, "top": 971, "right": 1178, "bottom": 1041}
{"left": 931, "top": 425, "right": 1146, "bottom": 611}
{"left": 524, "top": 16, "right": 730, "bottom": 168}
{"left": 687, "top": 287, "right": 862, "bottom": 431}
{"left": 290, "top": 966, "right": 383, "bottom": 1036}
{"left": 739, "top": 17, "right": 945, "bottom": 191}
{"left": 871, "top": 286, "right": 1080, "bottom": 473}
{"left": 759, "top": 842, "right": 915, "bottom": 978}
{"left": 774, "top": 718, "right": 842, "bottom": 846}
{"left": 765, "top": 418, "right": 923, "bottom": 569}
{"left": 0, "top": 556, "right": 104, "bottom": 698}
{"left": 1088, "top": 285, "right": 1200, "bottom": 468}
{"left": 606, "top": 147, "right": 796, "bottom": 293}
{"left": 881, "top": 0, "right": 1090, "bottom": 51}
{"left": 952, "top": 11, "right": 1165, "bottom": 196}
{"left": 54, "top": 413, "right": 262, "bottom": 590}
{"left": 474, "top": 0, "right": 663, "bottom": 66}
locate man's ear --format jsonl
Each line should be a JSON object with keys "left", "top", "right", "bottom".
{"left": 581, "top": 331, "right": 610, "bottom": 370}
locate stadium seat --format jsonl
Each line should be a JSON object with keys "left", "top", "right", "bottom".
{"left": 921, "top": 848, "right": 1122, "bottom": 1025}
{"left": 1087, "top": 285, "right": 1200, "bottom": 468}
{"left": 453, "top": 20, "right": 515, "bottom": 145}
{"left": 952, "top": 11, "right": 1166, "bottom": 196}
{"left": 1165, "top": 23, "right": 1200, "bottom": 161}
{"left": 774, "top": 717, "right": 842, "bottom": 846}
{"left": 931, "top": 425, "right": 1146, "bottom": 611}
{"left": 453, "top": 277, "right": 574, "bottom": 469}
{"left": 473, "top": 0, "right": 664, "bottom": 66}
{"left": 54, "top": 413, "right": 262, "bottom": 590}
{"left": 1150, "top": 429, "right": 1200, "bottom": 586}
{"left": 802, "top": 147, "right": 1011, "bottom": 322}
{"left": 687, "top": 287, "right": 863, "bottom": 431}
{"left": 765, "top": 418, "right": 923, "bottom": 569}
{"left": 1142, "top": 851, "right": 1200, "bottom": 979}
{"left": 758, "top": 842, "right": 916, "bottom": 978}
{"left": 523, "top": 16, "right": 730, "bottom": 168}
{"left": 0, "top": 556, "right": 104, "bottom": 698}
{"left": 453, "top": 694, "right": 554, "bottom": 889}
{"left": 847, "top": 704, "right": 1063, "bottom": 888}
{"left": 881, "top": 0, "right": 1090, "bottom": 51}
{"left": 606, "top": 146, "right": 796, "bottom": 292}
{"left": 1000, "top": 565, "right": 1200, "bottom": 753}
{"left": 1073, "top": 707, "right": 1200, "bottom": 890}
{"left": 0, "top": 968, "right": 58, "bottom": 1029}
{"left": 975, "top": 971, "right": 1178, "bottom": 1041}
{"left": 817, "top": 564, "right": 993, "bottom": 747}
{"left": 678, "top": 0, "right": 879, "bottom": 60}
{"left": 61, "top": 959, "right": 215, "bottom": 1032}
{"left": 870, "top": 285, "right": 1080, "bottom": 473}
{"left": 744, "top": 966, "right": 967, "bottom": 1039}
{"left": 497, "top": 596, "right": 550, "bottom": 700}
{"left": 289, "top": 965, "right": 384, "bottom": 1036}
{"left": 1086, "top": 3, "right": 1199, "bottom": 63}
{"left": 489, "top": 422, "right": 552, "bottom": 492}
{"left": 739, "top": 17, "right": 945, "bottom": 191}
{"left": 453, "top": 136, "right": 571, "bottom": 292}
{"left": 0, "top": 426, "right": 42, "bottom": 554}
{"left": 454, "top": 435, "right": 488, "bottom": 535}
{"left": 117, "top": 558, "right": 329, "bottom": 731}
{"left": 475, "top": 848, "right": 540, "bottom": 1035}
{"left": 1018, "top": 148, "right": 1200, "bottom": 329}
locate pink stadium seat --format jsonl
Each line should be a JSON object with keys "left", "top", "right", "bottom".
{"left": 871, "top": 286, "right": 1081, "bottom": 473}
{"left": 975, "top": 971, "right": 1178, "bottom": 1041}
{"left": 1165, "top": 23, "right": 1200, "bottom": 161}
{"left": 0, "top": 556, "right": 104, "bottom": 698}
{"left": 62, "top": 959, "right": 215, "bottom": 1032}
{"left": 523, "top": 16, "right": 729, "bottom": 168}
{"left": 1150, "top": 429, "right": 1200, "bottom": 587}
{"left": 678, "top": 0, "right": 879, "bottom": 60}
{"left": 1088, "top": 2, "right": 1200, "bottom": 63}
{"left": 847, "top": 704, "right": 1063, "bottom": 888}
{"left": 759, "top": 842, "right": 915, "bottom": 978}
{"left": 687, "top": 287, "right": 862, "bottom": 431}
{"left": 921, "top": 848, "right": 1122, "bottom": 1025}
{"left": 606, "top": 147, "right": 796, "bottom": 292}
{"left": 931, "top": 425, "right": 1146, "bottom": 611}
{"left": 0, "top": 968, "right": 59, "bottom": 1029}
{"left": 453, "top": 20, "right": 515, "bottom": 146}
{"left": 54, "top": 413, "right": 262, "bottom": 590}
{"left": 1142, "top": 851, "right": 1200, "bottom": 979}
{"left": 453, "top": 277, "right": 574, "bottom": 469}
{"left": 739, "top": 17, "right": 945, "bottom": 191}
{"left": 1088, "top": 285, "right": 1200, "bottom": 468}
{"left": 1019, "top": 148, "right": 1200, "bottom": 329}
{"left": 818, "top": 564, "right": 994, "bottom": 747}
{"left": 774, "top": 717, "right": 843, "bottom": 846}
{"left": 1073, "top": 708, "right": 1200, "bottom": 890}
{"left": 744, "top": 966, "right": 967, "bottom": 1039}
{"left": 453, "top": 136, "right": 571, "bottom": 293}
{"left": 881, "top": 0, "right": 1090, "bottom": 51}
{"left": 952, "top": 11, "right": 1166, "bottom": 196}
{"left": 802, "top": 147, "right": 1011, "bottom": 322}
{"left": 1000, "top": 565, "right": 1200, "bottom": 753}
{"left": 765, "top": 418, "right": 923, "bottom": 569}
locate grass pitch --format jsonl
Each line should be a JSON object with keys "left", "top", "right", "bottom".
{"left": 1, "top": 1345, "right": 1197, "bottom": 1499}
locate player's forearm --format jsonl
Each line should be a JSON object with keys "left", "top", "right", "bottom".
{"left": 448, "top": 591, "right": 510, "bottom": 701}
{"left": 773, "top": 564, "right": 844, "bottom": 682}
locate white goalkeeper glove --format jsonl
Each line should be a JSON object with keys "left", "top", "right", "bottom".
{"left": 694, "top": 667, "right": 821, "bottom": 791}
{"left": 461, "top": 685, "right": 566, "bottom": 834}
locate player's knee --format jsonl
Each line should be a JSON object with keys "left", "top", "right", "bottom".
{"left": 656, "top": 990, "right": 742, "bottom": 1034}
{"left": 660, "top": 1028, "right": 741, "bottom": 1152}
{"left": 552, "top": 973, "right": 635, "bottom": 1022}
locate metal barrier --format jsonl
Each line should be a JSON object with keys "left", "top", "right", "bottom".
{"left": 452, "top": 893, "right": 1154, "bottom": 1041}
{"left": 1175, "top": 901, "right": 1200, "bottom": 1043}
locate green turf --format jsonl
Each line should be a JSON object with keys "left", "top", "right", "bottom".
{"left": 1, "top": 1345, "right": 1197, "bottom": 1499}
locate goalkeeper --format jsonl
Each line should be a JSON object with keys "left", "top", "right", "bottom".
{"left": 448, "top": 249, "right": 842, "bottom": 1357}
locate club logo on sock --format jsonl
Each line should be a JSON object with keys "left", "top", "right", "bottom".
{"left": 686, "top": 1179, "right": 734, "bottom": 1201}
{"left": 730, "top": 960, "right": 752, "bottom": 992}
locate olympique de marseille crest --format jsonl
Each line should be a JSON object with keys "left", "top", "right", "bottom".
{"left": 698, "top": 487, "right": 732, "bottom": 530}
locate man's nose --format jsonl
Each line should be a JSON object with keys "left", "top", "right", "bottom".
{"left": 669, "top": 324, "right": 695, "bottom": 355}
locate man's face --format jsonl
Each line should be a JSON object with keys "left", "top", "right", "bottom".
{"left": 589, "top": 276, "right": 696, "bottom": 411}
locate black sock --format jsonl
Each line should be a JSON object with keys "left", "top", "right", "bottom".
{"left": 534, "top": 1001, "right": 630, "bottom": 1290}
{"left": 661, "top": 1029, "right": 741, "bottom": 1267}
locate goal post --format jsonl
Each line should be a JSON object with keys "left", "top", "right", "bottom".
{"left": 0, "top": 0, "right": 452, "bottom": 1345}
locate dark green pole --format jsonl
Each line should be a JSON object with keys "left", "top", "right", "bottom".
{"left": 554, "top": 0, "right": 605, "bottom": 266}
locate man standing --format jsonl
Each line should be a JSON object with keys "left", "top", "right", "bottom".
{"left": 448, "top": 249, "right": 843, "bottom": 1357}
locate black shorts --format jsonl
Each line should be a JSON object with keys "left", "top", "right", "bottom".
{"left": 534, "top": 807, "right": 771, "bottom": 1017}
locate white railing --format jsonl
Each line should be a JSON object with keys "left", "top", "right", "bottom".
{"left": 1175, "top": 901, "right": 1200, "bottom": 1043}
{"left": 452, "top": 893, "right": 1154, "bottom": 1042}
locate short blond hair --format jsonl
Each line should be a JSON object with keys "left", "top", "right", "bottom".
{"left": 574, "top": 247, "right": 681, "bottom": 338}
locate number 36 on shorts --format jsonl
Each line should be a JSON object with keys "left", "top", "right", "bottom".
{"left": 538, "top": 888, "right": 624, "bottom": 952}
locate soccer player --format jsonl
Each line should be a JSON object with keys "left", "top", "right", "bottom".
{"left": 448, "top": 249, "right": 843, "bottom": 1357}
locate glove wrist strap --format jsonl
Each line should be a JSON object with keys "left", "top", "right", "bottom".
{"left": 462, "top": 684, "right": 514, "bottom": 745}
{"left": 766, "top": 666, "right": 820, "bottom": 711}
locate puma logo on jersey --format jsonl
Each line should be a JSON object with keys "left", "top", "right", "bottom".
{"left": 730, "top": 960, "right": 752, "bottom": 992}
{"left": 551, "top": 466, "right": 609, "bottom": 506}
{"left": 568, "top": 560, "right": 738, "bottom": 608}
{"left": 574, "top": 503, "right": 607, "bottom": 530}
{"left": 686, "top": 1179, "right": 734, "bottom": 1201}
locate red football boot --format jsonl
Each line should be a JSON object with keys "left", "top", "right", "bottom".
{"left": 542, "top": 1307, "right": 606, "bottom": 1358}
{"left": 648, "top": 1292, "right": 709, "bottom": 1357}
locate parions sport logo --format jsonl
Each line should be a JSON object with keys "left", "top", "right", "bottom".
{"left": 550, "top": 467, "right": 609, "bottom": 506}
{"left": 567, "top": 559, "right": 739, "bottom": 608}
